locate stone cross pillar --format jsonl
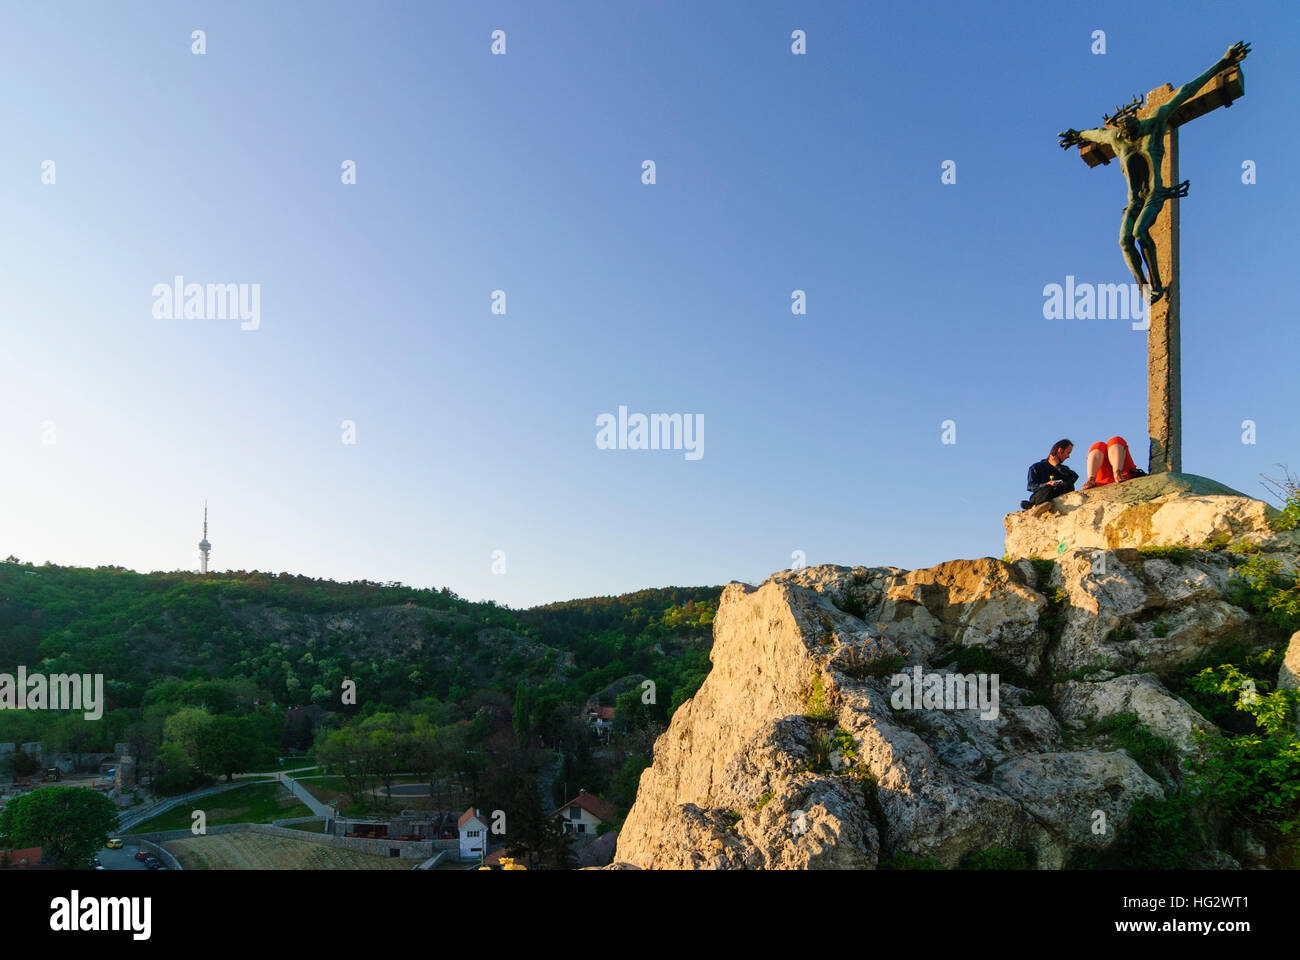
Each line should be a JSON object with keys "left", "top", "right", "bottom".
{"left": 1141, "top": 84, "right": 1181, "bottom": 474}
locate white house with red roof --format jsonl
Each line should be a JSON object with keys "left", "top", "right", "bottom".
{"left": 584, "top": 704, "right": 616, "bottom": 743}
{"left": 458, "top": 807, "right": 489, "bottom": 860}
{"left": 553, "top": 789, "right": 616, "bottom": 838}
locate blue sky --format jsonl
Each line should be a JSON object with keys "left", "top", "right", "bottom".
{"left": 2, "top": 1, "right": 1296, "bottom": 607}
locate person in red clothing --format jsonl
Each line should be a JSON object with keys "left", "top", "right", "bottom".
{"left": 1081, "top": 435, "right": 1145, "bottom": 489}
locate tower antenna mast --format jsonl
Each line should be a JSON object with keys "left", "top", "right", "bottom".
{"left": 199, "top": 502, "right": 211, "bottom": 574}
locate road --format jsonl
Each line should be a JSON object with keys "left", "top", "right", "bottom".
{"left": 96, "top": 841, "right": 161, "bottom": 871}
{"left": 379, "top": 784, "right": 430, "bottom": 797}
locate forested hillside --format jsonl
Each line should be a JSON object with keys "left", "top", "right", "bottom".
{"left": 0, "top": 559, "right": 720, "bottom": 816}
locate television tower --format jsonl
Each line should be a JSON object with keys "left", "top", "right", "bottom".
{"left": 198, "top": 502, "right": 211, "bottom": 574}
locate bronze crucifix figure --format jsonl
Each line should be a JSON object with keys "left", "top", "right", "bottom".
{"left": 1059, "top": 41, "right": 1249, "bottom": 305}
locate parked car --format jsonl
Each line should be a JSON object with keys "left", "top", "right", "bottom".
{"left": 145, "top": 858, "right": 162, "bottom": 870}
{"left": 105, "top": 838, "right": 123, "bottom": 849}
{"left": 134, "top": 850, "right": 150, "bottom": 862}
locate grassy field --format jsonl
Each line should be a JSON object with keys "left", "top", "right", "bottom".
{"left": 292, "top": 776, "right": 352, "bottom": 806}
{"left": 163, "top": 831, "right": 417, "bottom": 870}
{"left": 284, "top": 820, "right": 327, "bottom": 833}
{"left": 128, "top": 782, "right": 313, "bottom": 833}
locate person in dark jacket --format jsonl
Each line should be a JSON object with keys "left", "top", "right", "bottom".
{"left": 1022, "top": 439, "right": 1079, "bottom": 509}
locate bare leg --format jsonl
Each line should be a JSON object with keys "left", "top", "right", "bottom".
{"left": 1108, "top": 442, "right": 1125, "bottom": 480}
{"left": 1085, "top": 446, "right": 1105, "bottom": 485}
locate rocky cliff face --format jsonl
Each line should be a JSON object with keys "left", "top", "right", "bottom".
{"left": 1003, "top": 472, "right": 1298, "bottom": 559}
{"left": 615, "top": 495, "right": 1296, "bottom": 869}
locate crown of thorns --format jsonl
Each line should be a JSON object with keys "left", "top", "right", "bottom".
{"left": 1103, "top": 94, "right": 1145, "bottom": 126}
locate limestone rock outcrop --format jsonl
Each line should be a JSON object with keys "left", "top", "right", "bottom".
{"left": 1003, "top": 473, "right": 1297, "bottom": 558}
{"left": 576, "top": 831, "right": 619, "bottom": 868}
{"left": 614, "top": 548, "right": 1280, "bottom": 870}
{"left": 1055, "top": 674, "right": 1218, "bottom": 755}
{"left": 1279, "top": 631, "right": 1300, "bottom": 692}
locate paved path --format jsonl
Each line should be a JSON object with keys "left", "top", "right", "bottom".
{"left": 376, "top": 784, "right": 430, "bottom": 797}
{"left": 233, "top": 764, "right": 318, "bottom": 780}
{"left": 117, "top": 769, "right": 335, "bottom": 834}
{"left": 278, "top": 770, "right": 334, "bottom": 818}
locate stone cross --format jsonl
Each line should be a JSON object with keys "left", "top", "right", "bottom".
{"left": 1071, "top": 64, "right": 1244, "bottom": 474}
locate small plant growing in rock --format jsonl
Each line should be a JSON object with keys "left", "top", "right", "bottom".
{"left": 841, "top": 642, "right": 860, "bottom": 669}
{"left": 835, "top": 589, "right": 868, "bottom": 618}
{"left": 805, "top": 726, "right": 861, "bottom": 776}
{"left": 753, "top": 790, "right": 774, "bottom": 811}
{"left": 1055, "top": 659, "right": 1114, "bottom": 683}
{"left": 804, "top": 673, "right": 835, "bottom": 722}
{"left": 828, "top": 726, "right": 858, "bottom": 769}
{"left": 1228, "top": 544, "right": 1300, "bottom": 634}
{"left": 840, "top": 645, "right": 905, "bottom": 681}
{"left": 1023, "top": 689, "right": 1052, "bottom": 708}
{"left": 1137, "top": 545, "right": 1196, "bottom": 562}
{"left": 1034, "top": 584, "right": 1069, "bottom": 643}
{"left": 1093, "top": 711, "right": 1179, "bottom": 782}
{"left": 808, "top": 730, "right": 833, "bottom": 773}
{"left": 1202, "top": 531, "right": 1233, "bottom": 551}
{"left": 864, "top": 652, "right": 905, "bottom": 679}
{"left": 934, "top": 642, "right": 1033, "bottom": 689}
{"left": 1260, "top": 465, "right": 1300, "bottom": 532}
{"left": 1027, "top": 557, "right": 1055, "bottom": 588}
{"left": 1185, "top": 659, "right": 1295, "bottom": 735}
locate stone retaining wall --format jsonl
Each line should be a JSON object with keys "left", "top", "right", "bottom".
{"left": 135, "top": 838, "right": 183, "bottom": 871}
{"left": 415, "top": 849, "right": 452, "bottom": 870}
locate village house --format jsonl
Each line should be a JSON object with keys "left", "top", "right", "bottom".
{"left": 554, "top": 789, "right": 616, "bottom": 839}
{"left": 458, "top": 807, "right": 489, "bottom": 860}
{"left": 584, "top": 705, "right": 615, "bottom": 743}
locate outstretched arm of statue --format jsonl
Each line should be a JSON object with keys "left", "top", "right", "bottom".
{"left": 1058, "top": 126, "right": 1116, "bottom": 150}
{"left": 1163, "top": 41, "right": 1250, "bottom": 117}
